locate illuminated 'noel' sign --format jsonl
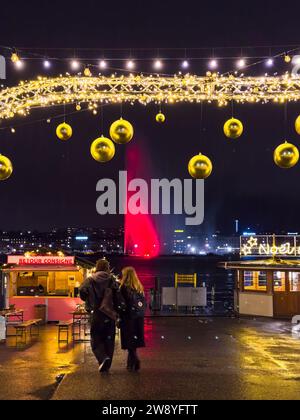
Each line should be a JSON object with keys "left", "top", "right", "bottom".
{"left": 240, "top": 235, "right": 300, "bottom": 257}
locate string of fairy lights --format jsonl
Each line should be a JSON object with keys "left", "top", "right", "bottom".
{"left": 1, "top": 45, "right": 300, "bottom": 182}
{"left": 3, "top": 44, "right": 300, "bottom": 74}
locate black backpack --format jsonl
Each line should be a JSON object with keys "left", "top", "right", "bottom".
{"left": 128, "top": 290, "right": 146, "bottom": 318}
{"left": 112, "top": 282, "right": 127, "bottom": 315}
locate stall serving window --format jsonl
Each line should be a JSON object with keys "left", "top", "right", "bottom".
{"left": 273, "top": 272, "right": 286, "bottom": 292}
{"left": 289, "top": 272, "right": 300, "bottom": 292}
{"left": 16, "top": 271, "right": 72, "bottom": 297}
{"left": 243, "top": 271, "right": 267, "bottom": 292}
{"left": 17, "top": 272, "right": 47, "bottom": 296}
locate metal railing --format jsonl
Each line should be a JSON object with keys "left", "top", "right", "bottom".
{"left": 139, "top": 274, "right": 234, "bottom": 316}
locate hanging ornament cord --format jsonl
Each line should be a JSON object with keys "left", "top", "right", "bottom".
{"left": 101, "top": 105, "right": 104, "bottom": 135}
{"left": 200, "top": 102, "right": 204, "bottom": 141}
{"left": 284, "top": 102, "right": 288, "bottom": 140}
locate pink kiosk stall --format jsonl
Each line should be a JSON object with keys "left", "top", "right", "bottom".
{"left": 2, "top": 255, "right": 89, "bottom": 322}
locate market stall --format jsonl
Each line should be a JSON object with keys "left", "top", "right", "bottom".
{"left": 1, "top": 254, "right": 89, "bottom": 322}
{"left": 222, "top": 235, "right": 300, "bottom": 318}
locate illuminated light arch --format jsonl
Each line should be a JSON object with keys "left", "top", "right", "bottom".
{"left": 1, "top": 73, "right": 300, "bottom": 120}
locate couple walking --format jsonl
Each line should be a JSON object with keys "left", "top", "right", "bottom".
{"left": 79, "top": 259, "right": 145, "bottom": 373}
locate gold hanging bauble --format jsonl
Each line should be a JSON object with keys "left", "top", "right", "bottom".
{"left": 274, "top": 141, "right": 299, "bottom": 169}
{"left": 295, "top": 115, "right": 300, "bottom": 135}
{"left": 284, "top": 55, "right": 292, "bottom": 63}
{"left": 11, "top": 52, "right": 20, "bottom": 63}
{"left": 0, "top": 154, "right": 13, "bottom": 181}
{"left": 188, "top": 153, "right": 213, "bottom": 179}
{"left": 84, "top": 67, "right": 92, "bottom": 77}
{"left": 109, "top": 118, "right": 134, "bottom": 144}
{"left": 90, "top": 136, "right": 115, "bottom": 163}
{"left": 223, "top": 118, "right": 244, "bottom": 139}
{"left": 56, "top": 123, "right": 73, "bottom": 141}
{"left": 156, "top": 113, "right": 166, "bottom": 123}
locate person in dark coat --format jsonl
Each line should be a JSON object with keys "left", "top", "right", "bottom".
{"left": 79, "top": 259, "right": 118, "bottom": 373}
{"left": 119, "top": 267, "right": 145, "bottom": 372}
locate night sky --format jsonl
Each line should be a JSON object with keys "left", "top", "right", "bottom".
{"left": 1, "top": 0, "right": 300, "bottom": 237}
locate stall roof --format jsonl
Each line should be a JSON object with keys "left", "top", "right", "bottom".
{"left": 2, "top": 265, "right": 81, "bottom": 272}
{"left": 221, "top": 259, "right": 300, "bottom": 271}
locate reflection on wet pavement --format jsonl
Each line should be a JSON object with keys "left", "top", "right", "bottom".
{"left": 1, "top": 318, "right": 300, "bottom": 400}
{"left": 0, "top": 326, "right": 85, "bottom": 400}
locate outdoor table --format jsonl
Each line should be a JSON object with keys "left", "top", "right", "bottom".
{"left": 70, "top": 311, "right": 90, "bottom": 342}
{"left": 0, "top": 310, "right": 24, "bottom": 324}
{"left": 0, "top": 310, "right": 24, "bottom": 337}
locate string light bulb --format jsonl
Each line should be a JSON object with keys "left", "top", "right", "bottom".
{"left": 181, "top": 60, "right": 189, "bottom": 69}
{"left": 43, "top": 60, "right": 51, "bottom": 69}
{"left": 15, "top": 60, "right": 24, "bottom": 69}
{"left": 71, "top": 60, "right": 80, "bottom": 71}
{"left": 11, "top": 128, "right": 16, "bottom": 134}
{"left": 292, "top": 56, "right": 300, "bottom": 66}
{"left": 154, "top": 59, "right": 163, "bottom": 70}
{"left": 209, "top": 59, "right": 218, "bottom": 70}
{"left": 99, "top": 60, "right": 107, "bottom": 69}
{"left": 266, "top": 58, "right": 274, "bottom": 67}
{"left": 237, "top": 59, "right": 246, "bottom": 69}
{"left": 126, "top": 60, "right": 135, "bottom": 70}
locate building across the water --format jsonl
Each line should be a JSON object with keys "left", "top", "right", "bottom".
{"left": 222, "top": 235, "right": 300, "bottom": 319}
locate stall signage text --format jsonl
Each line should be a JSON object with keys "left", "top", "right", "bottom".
{"left": 7, "top": 255, "right": 75, "bottom": 266}
{"left": 240, "top": 235, "right": 300, "bottom": 257}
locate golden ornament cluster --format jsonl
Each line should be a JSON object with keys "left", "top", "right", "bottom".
{"left": 89, "top": 118, "right": 134, "bottom": 163}
{"left": 2, "top": 74, "right": 300, "bottom": 180}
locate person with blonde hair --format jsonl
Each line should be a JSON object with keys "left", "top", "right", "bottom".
{"left": 119, "top": 267, "right": 146, "bottom": 371}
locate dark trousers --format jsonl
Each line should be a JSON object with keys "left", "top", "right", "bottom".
{"left": 127, "top": 348, "right": 139, "bottom": 367}
{"left": 90, "top": 312, "right": 116, "bottom": 367}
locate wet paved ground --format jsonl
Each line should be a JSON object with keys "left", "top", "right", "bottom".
{"left": 0, "top": 326, "right": 85, "bottom": 400}
{"left": 1, "top": 317, "right": 300, "bottom": 400}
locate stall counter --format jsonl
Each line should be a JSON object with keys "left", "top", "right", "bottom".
{"left": 9, "top": 297, "right": 83, "bottom": 322}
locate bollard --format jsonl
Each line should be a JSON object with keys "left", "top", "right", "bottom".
{"left": 0, "top": 316, "right": 6, "bottom": 343}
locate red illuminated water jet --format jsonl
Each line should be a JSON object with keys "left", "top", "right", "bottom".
{"left": 124, "top": 144, "right": 160, "bottom": 258}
